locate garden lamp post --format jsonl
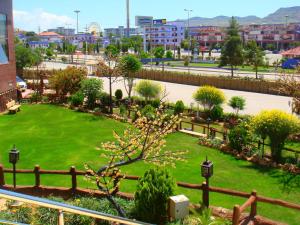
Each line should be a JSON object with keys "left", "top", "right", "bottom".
{"left": 206, "top": 118, "right": 211, "bottom": 138}
{"left": 201, "top": 157, "right": 213, "bottom": 208}
{"left": 9, "top": 145, "right": 20, "bottom": 189}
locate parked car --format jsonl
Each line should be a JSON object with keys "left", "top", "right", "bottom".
{"left": 16, "top": 76, "right": 27, "bottom": 91}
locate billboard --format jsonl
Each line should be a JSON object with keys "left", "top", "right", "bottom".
{"left": 153, "top": 19, "right": 167, "bottom": 25}
{"left": 135, "top": 16, "right": 153, "bottom": 27}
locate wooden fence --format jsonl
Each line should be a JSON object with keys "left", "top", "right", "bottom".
{"left": 179, "top": 121, "right": 300, "bottom": 155}
{"left": 0, "top": 164, "right": 299, "bottom": 224}
{"left": 135, "top": 70, "right": 282, "bottom": 95}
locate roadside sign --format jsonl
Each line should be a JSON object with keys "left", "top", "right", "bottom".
{"left": 153, "top": 19, "right": 167, "bottom": 25}
{"left": 135, "top": 16, "right": 153, "bottom": 27}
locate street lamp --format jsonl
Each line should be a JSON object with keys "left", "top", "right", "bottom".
{"left": 184, "top": 9, "right": 193, "bottom": 74}
{"left": 206, "top": 117, "right": 211, "bottom": 138}
{"left": 9, "top": 145, "right": 20, "bottom": 189}
{"left": 201, "top": 157, "right": 213, "bottom": 208}
{"left": 74, "top": 10, "right": 80, "bottom": 34}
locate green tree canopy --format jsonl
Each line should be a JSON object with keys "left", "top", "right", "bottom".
{"left": 228, "top": 96, "right": 246, "bottom": 115}
{"left": 219, "top": 17, "right": 244, "bottom": 77}
{"left": 244, "top": 40, "right": 265, "bottom": 79}
{"left": 80, "top": 78, "right": 103, "bottom": 109}
{"left": 193, "top": 86, "right": 225, "bottom": 112}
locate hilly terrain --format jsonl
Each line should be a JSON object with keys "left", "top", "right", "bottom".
{"left": 176, "top": 6, "right": 300, "bottom": 26}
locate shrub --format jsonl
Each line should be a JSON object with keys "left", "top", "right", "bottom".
{"left": 193, "top": 86, "right": 225, "bottom": 112}
{"left": 119, "top": 104, "right": 127, "bottom": 117}
{"left": 141, "top": 104, "right": 155, "bottom": 119}
{"left": 208, "top": 105, "right": 224, "bottom": 121}
{"left": 134, "top": 168, "right": 175, "bottom": 224}
{"left": 228, "top": 96, "right": 246, "bottom": 115}
{"left": 61, "top": 56, "right": 67, "bottom": 63}
{"left": 135, "top": 80, "right": 162, "bottom": 103}
{"left": 229, "top": 122, "right": 252, "bottom": 153}
{"left": 251, "top": 110, "right": 300, "bottom": 162}
{"left": 70, "top": 91, "right": 84, "bottom": 107}
{"left": 174, "top": 100, "right": 185, "bottom": 115}
{"left": 151, "top": 99, "right": 161, "bottom": 108}
{"left": 30, "top": 92, "right": 42, "bottom": 103}
{"left": 100, "top": 92, "right": 111, "bottom": 107}
{"left": 80, "top": 78, "right": 103, "bottom": 109}
{"left": 183, "top": 56, "right": 189, "bottom": 67}
{"left": 49, "top": 66, "right": 87, "bottom": 98}
{"left": 115, "top": 89, "right": 123, "bottom": 101}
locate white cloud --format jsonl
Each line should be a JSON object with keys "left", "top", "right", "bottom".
{"left": 13, "top": 9, "right": 75, "bottom": 32}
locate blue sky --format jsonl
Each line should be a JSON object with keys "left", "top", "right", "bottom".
{"left": 13, "top": 0, "right": 300, "bottom": 32}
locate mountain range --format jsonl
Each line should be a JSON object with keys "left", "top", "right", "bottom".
{"left": 176, "top": 6, "right": 300, "bottom": 27}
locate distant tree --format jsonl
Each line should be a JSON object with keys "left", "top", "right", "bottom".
{"left": 96, "top": 44, "right": 120, "bottom": 114}
{"left": 165, "top": 50, "right": 173, "bottom": 59}
{"left": 66, "top": 44, "right": 77, "bottom": 63}
{"left": 135, "top": 80, "right": 162, "bottom": 103}
{"left": 228, "top": 96, "right": 246, "bottom": 115}
{"left": 120, "top": 54, "right": 142, "bottom": 103}
{"left": 244, "top": 40, "right": 265, "bottom": 79}
{"left": 15, "top": 44, "right": 42, "bottom": 76}
{"left": 219, "top": 17, "right": 244, "bottom": 77}
{"left": 80, "top": 78, "right": 103, "bottom": 109}
{"left": 193, "top": 86, "right": 225, "bottom": 113}
{"left": 153, "top": 47, "right": 166, "bottom": 70}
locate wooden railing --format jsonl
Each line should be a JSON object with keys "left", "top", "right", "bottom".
{"left": 0, "top": 164, "right": 300, "bottom": 224}
{"left": 178, "top": 120, "right": 227, "bottom": 141}
{"left": 232, "top": 191, "right": 257, "bottom": 225}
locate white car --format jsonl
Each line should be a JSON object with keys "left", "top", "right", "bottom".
{"left": 16, "top": 76, "right": 27, "bottom": 91}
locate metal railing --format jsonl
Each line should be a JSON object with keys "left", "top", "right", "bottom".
{"left": 0, "top": 189, "right": 153, "bottom": 225}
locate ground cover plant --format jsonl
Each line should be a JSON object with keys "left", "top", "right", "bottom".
{"left": 0, "top": 104, "right": 299, "bottom": 224}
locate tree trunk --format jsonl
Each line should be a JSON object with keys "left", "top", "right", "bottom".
{"left": 106, "top": 194, "right": 127, "bottom": 217}
{"left": 255, "top": 67, "right": 258, "bottom": 79}
{"left": 109, "top": 75, "right": 113, "bottom": 114}
{"left": 231, "top": 65, "right": 234, "bottom": 78}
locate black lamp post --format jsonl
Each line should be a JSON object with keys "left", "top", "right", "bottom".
{"left": 201, "top": 156, "right": 213, "bottom": 208}
{"left": 206, "top": 118, "right": 211, "bottom": 138}
{"left": 9, "top": 145, "right": 20, "bottom": 189}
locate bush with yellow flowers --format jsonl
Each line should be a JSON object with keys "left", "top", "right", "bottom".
{"left": 251, "top": 110, "right": 300, "bottom": 163}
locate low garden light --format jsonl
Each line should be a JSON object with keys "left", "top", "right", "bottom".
{"left": 9, "top": 145, "right": 20, "bottom": 188}
{"left": 201, "top": 157, "right": 213, "bottom": 208}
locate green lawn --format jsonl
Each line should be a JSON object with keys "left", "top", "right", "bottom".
{"left": 167, "top": 61, "right": 273, "bottom": 73}
{"left": 0, "top": 105, "right": 299, "bottom": 224}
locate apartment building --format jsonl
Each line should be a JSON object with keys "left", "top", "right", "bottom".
{"left": 0, "top": 0, "right": 16, "bottom": 111}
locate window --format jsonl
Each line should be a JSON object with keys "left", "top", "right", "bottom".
{"left": 0, "top": 13, "right": 8, "bottom": 64}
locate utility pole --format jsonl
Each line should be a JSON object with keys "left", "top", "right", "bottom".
{"left": 184, "top": 9, "right": 193, "bottom": 74}
{"left": 126, "top": 0, "right": 130, "bottom": 38}
{"left": 74, "top": 10, "right": 80, "bottom": 34}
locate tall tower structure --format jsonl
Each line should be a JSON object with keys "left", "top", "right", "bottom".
{"left": 126, "top": 0, "right": 130, "bottom": 38}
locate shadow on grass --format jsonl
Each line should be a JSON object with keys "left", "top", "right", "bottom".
{"left": 238, "top": 163, "right": 300, "bottom": 194}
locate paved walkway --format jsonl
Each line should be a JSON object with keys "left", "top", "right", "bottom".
{"left": 100, "top": 78, "right": 292, "bottom": 116}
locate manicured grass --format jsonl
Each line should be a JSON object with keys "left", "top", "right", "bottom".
{"left": 0, "top": 105, "right": 299, "bottom": 224}
{"left": 168, "top": 61, "right": 272, "bottom": 73}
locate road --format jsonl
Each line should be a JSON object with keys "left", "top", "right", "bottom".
{"left": 40, "top": 61, "right": 293, "bottom": 115}
{"left": 100, "top": 78, "right": 292, "bottom": 116}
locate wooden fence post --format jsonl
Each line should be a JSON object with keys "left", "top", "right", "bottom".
{"left": 34, "top": 165, "right": 40, "bottom": 187}
{"left": 0, "top": 164, "right": 5, "bottom": 186}
{"left": 232, "top": 205, "right": 241, "bottom": 225}
{"left": 179, "top": 121, "right": 182, "bottom": 130}
{"left": 250, "top": 190, "right": 257, "bottom": 217}
{"left": 70, "top": 166, "right": 77, "bottom": 192}
{"left": 202, "top": 181, "right": 209, "bottom": 208}
{"left": 58, "top": 210, "right": 64, "bottom": 225}
{"left": 191, "top": 123, "right": 194, "bottom": 131}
